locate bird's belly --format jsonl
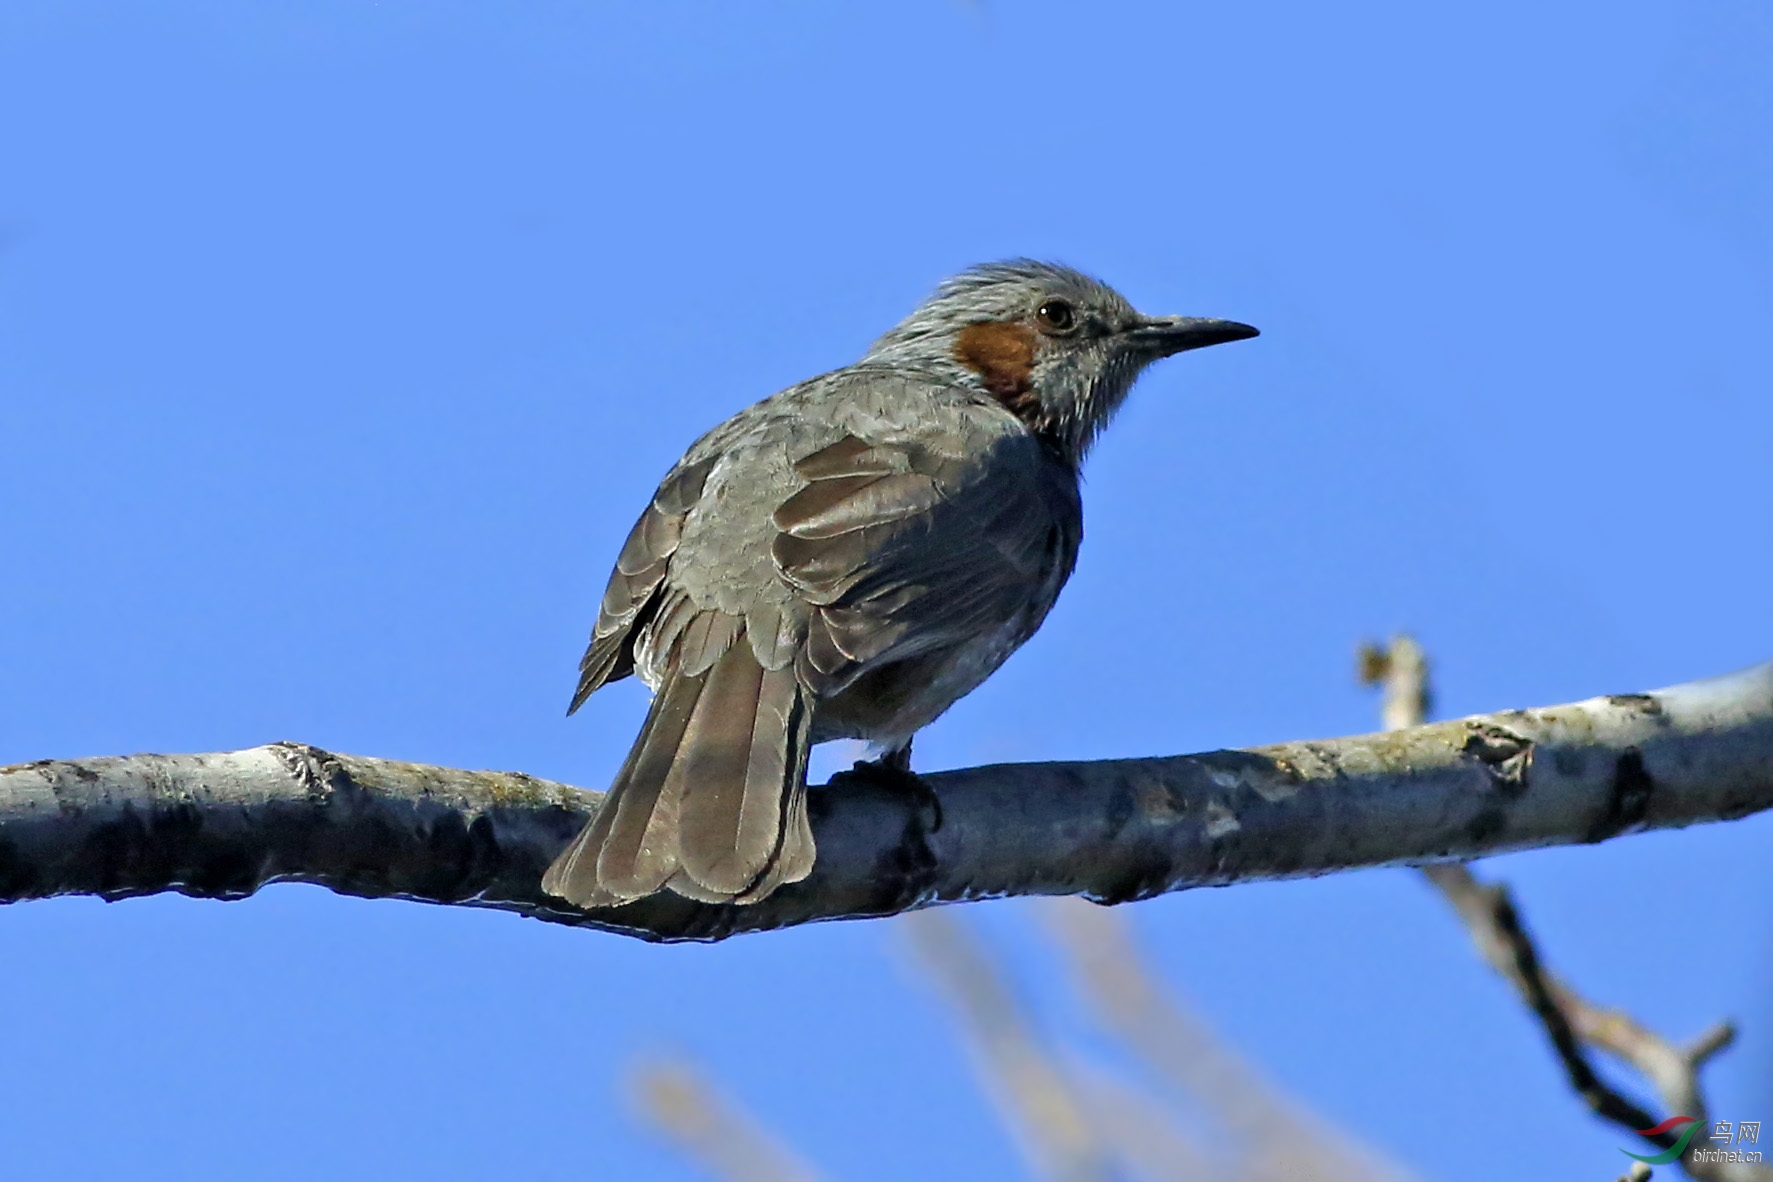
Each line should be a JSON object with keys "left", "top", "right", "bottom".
{"left": 810, "top": 618, "right": 1032, "bottom": 749}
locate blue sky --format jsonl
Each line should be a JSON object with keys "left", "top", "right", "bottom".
{"left": 3, "top": 2, "right": 1770, "bottom": 1178}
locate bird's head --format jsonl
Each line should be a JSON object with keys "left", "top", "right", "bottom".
{"left": 863, "top": 259, "right": 1257, "bottom": 465}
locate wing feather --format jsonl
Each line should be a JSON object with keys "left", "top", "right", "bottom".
{"left": 772, "top": 433, "right": 1079, "bottom": 699}
{"left": 569, "top": 456, "right": 717, "bottom": 714}
{"left": 774, "top": 473, "right": 942, "bottom": 539}
{"left": 791, "top": 434, "right": 894, "bottom": 480}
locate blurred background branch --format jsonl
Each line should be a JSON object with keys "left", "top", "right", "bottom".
{"left": 631, "top": 1058, "right": 823, "bottom": 1182}
{"left": 1040, "top": 898, "right": 1410, "bottom": 1182}
{"left": 903, "top": 908, "right": 1115, "bottom": 1182}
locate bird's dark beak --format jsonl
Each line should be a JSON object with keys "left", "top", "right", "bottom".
{"left": 1126, "top": 316, "right": 1259, "bottom": 358}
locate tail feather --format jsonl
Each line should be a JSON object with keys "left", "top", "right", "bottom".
{"left": 538, "top": 776, "right": 617, "bottom": 902}
{"left": 737, "top": 739, "right": 815, "bottom": 903}
{"left": 594, "top": 666, "right": 709, "bottom": 899}
{"left": 541, "top": 619, "right": 816, "bottom": 908}
{"left": 542, "top": 664, "right": 708, "bottom": 907}
{"left": 678, "top": 659, "right": 809, "bottom": 896}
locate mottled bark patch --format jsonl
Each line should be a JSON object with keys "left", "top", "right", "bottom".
{"left": 1586, "top": 747, "right": 1655, "bottom": 842}
{"left": 868, "top": 804, "right": 940, "bottom": 909}
{"left": 1606, "top": 693, "right": 1665, "bottom": 717}
{"left": 1466, "top": 805, "right": 1507, "bottom": 844}
{"left": 1462, "top": 722, "right": 1533, "bottom": 797}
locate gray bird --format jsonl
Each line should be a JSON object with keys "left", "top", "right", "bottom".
{"left": 542, "top": 260, "right": 1256, "bottom": 908}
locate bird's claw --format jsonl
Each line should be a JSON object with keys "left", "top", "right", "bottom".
{"left": 839, "top": 756, "right": 943, "bottom": 834}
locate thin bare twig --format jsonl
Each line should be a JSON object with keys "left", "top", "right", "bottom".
{"left": 1420, "top": 862, "right": 1760, "bottom": 1180}
{"left": 1357, "top": 634, "right": 1433, "bottom": 734}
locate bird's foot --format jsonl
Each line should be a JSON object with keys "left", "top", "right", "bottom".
{"left": 837, "top": 747, "right": 942, "bottom": 834}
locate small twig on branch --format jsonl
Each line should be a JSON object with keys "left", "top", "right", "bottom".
{"left": 1361, "top": 639, "right": 1770, "bottom": 1182}
{"left": 1357, "top": 634, "right": 1433, "bottom": 734}
{"left": 2, "top": 658, "right": 1770, "bottom": 942}
{"left": 631, "top": 1058, "right": 822, "bottom": 1182}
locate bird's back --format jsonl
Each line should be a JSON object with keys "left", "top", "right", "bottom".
{"left": 642, "top": 364, "right": 1079, "bottom": 701}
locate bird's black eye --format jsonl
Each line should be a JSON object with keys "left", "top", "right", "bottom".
{"left": 1035, "top": 298, "right": 1076, "bottom": 334}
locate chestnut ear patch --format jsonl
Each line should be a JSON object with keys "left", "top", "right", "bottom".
{"left": 955, "top": 321, "right": 1036, "bottom": 400}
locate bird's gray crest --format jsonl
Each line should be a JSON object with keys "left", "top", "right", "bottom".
{"left": 864, "top": 258, "right": 1132, "bottom": 360}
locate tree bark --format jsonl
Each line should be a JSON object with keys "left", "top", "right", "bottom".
{"left": 3, "top": 660, "right": 1769, "bottom": 943}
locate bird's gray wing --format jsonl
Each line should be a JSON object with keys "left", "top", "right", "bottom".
{"left": 771, "top": 432, "right": 1080, "bottom": 699}
{"left": 568, "top": 456, "right": 718, "bottom": 714}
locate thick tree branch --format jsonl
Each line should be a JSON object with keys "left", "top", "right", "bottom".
{"left": 2, "top": 660, "right": 1770, "bottom": 942}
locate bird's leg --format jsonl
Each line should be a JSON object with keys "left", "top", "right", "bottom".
{"left": 878, "top": 738, "right": 913, "bottom": 774}
{"left": 842, "top": 739, "right": 943, "bottom": 833}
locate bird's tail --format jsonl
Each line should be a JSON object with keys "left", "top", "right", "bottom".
{"left": 541, "top": 628, "right": 815, "bottom": 908}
